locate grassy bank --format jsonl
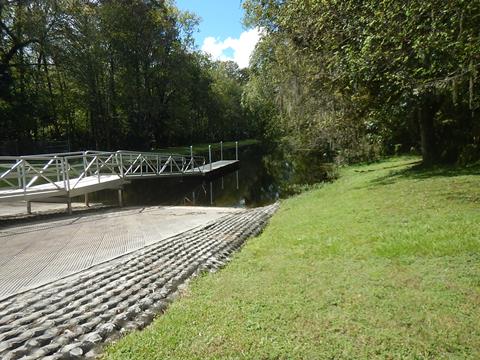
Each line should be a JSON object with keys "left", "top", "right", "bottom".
{"left": 104, "top": 157, "right": 480, "bottom": 359}
{"left": 156, "top": 139, "right": 260, "bottom": 155}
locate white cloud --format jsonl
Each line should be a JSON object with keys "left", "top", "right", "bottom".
{"left": 201, "top": 27, "right": 261, "bottom": 68}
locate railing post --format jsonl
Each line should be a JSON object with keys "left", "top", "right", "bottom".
{"left": 55, "top": 156, "right": 60, "bottom": 182}
{"left": 83, "top": 152, "right": 87, "bottom": 177}
{"left": 119, "top": 153, "right": 124, "bottom": 178}
{"left": 209, "top": 145, "right": 212, "bottom": 171}
{"left": 235, "top": 141, "right": 239, "bottom": 161}
{"left": 220, "top": 141, "right": 223, "bottom": 161}
{"left": 17, "top": 158, "right": 22, "bottom": 189}
{"left": 21, "top": 160, "right": 26, "bottom": 193}
{"left": 190, "top": 146, "right": 193, "bottom": 170}
{"left": 156, "top": 154, "right": 160, "bottom": 175}
{"left": 60, "top": 158, "right": 66, "bottom": 191}
{"left": 96, "top": 156, "right": 100, "bottom": 183}
{"left": 64, "top": 158, "right": 71, "bottom": 191}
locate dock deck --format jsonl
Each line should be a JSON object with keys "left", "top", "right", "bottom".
{"left": 187, "top": 160, "right": 239, "bottom": 175}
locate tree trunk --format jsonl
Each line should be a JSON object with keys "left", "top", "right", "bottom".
{"left": 418, "top": 97, "right": 438, "bottom": 166}
{"left": 42, "top": 55, "right": 60, "bottom": 138}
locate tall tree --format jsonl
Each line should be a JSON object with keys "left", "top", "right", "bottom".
{"left": 0, "top": 0, "right": 255, "bottom": 153}
{"left": 244, "top": 0, "right": 480, "bottom": 164}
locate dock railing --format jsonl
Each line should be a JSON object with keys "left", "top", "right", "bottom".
{"left": 0, "top": 150, "right": 209, "bottom": 195}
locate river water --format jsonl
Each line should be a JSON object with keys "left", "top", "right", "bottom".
{"left": 90, "top": 143, "right": 335, "bottom": 208}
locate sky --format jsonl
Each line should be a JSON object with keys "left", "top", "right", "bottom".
{"left": 175, "top": 0, "right": 261, "bottom": 68}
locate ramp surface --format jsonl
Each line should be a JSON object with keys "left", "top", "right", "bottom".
{"left": 0, "top": 206, "right": 241, "bottom": 299}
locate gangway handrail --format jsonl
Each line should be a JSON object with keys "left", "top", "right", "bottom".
{"left": 0, "top": 142, "right": 238, "bottom": 209}
{"left": 0, "top": 159, "right": 22, "bottom": 180}
{"left": 0, "top": 155, "right": 65, "bottom": 161}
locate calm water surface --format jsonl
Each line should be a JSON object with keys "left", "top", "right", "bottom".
{"left": 90, "top": 144, "right": 334, "bottom": 208}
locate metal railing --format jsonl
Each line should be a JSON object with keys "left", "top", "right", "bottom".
{"left": 0, "top": 150, "right": 207, "bottom": 195}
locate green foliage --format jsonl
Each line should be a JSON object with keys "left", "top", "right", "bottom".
{"left": 104, "top": 157, "right": 480, "bottom": 359}
{"left": 0, "top": 0, "right": 257, "bottom": 152}
{"left": 243, "top": 0, "right": 480, "bottom": 165}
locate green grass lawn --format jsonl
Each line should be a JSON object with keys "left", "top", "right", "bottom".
{"left": 156, "top": 139, "right": 260, "bottom": 155}
{"left": 104, "top": 156, "right": 480, "bottom": 359}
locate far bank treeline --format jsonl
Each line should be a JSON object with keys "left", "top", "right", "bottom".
{"left": 0, "top": 0, "right": 262, "bottom": 153}
{"left": 243, "top": 0, "right": 480, "bottom": 165}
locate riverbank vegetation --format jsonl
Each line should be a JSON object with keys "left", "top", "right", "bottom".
{"left": 243, "top": 1, "right": 480, "bottom": 166}
{"left": 104, "top": 157, "right": 480, "bottom": 359}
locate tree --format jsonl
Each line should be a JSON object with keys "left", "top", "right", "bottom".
{"left": 243, "top": 0, "right": 480, "bottom": 164}
{"left": 0, "top": 0, "right": 256, "bottom": 153}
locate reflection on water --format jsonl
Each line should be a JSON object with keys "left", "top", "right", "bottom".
{"left": 87, "top": 144, "right": 336, "bottom": 208}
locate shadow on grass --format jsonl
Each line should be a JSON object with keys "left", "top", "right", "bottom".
{"left": 368, "top": 161, "right": 480, "bottom": 187}
{"left": 354, "top": 160, "right": 422, "bottom": 173}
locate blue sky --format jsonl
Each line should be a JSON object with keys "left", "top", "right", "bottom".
{"left": 175, "top": 0, "right": 260, "bottom": 68}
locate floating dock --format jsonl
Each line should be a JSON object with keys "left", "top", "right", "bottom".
{"left": 186, "top": 160, "right": 239, "bottom": 176}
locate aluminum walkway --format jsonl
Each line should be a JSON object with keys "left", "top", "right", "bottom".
{"left": 0, "top": 148, "right": 239, "bottom": 207}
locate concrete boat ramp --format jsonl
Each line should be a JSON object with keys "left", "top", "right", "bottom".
{"left": 0, "top": 206, "right": 241, "bottom": 299}
{"left": 0, "top": 204, "right": 277, "bottom": 359}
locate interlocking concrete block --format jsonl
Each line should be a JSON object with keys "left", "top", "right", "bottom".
{"left": 0, "top": 204, "right": 278, "bottom": 359}
{"left": 3, "top": 345, "right": 28, "bottom": 359}
{"left": 82, "top": 332, "right": 103, "bottom": 345}
{"left": 79, "top": 318, "right": 101, "bottom": 333}
{"left": 60, "top": 342, "right": 84, "bottom": 359}
{"left": 39, "top": 353, "right": 64, "bottom": 360}
{"left": 32, "top": 331, "right": 57, "bottom": 347}
{"left": 67, "top": 346, "right": 84, "bottom": 358}
{"left": 96, "top": 323, "right": 116, "bottom": 338}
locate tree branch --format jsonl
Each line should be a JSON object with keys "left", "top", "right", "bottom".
{"left": 2, "top": 38, "right": 39, "bottom": 65}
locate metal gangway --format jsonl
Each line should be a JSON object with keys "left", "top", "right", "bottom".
{"left": 0, "top": 144, "right": 239, "bottom": 213}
